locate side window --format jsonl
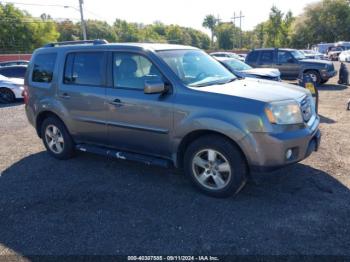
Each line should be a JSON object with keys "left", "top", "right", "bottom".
{"left": 260, "top": 51, "right": 274, "bottom": 63}
{"left": 278, "top": 51, "right": 294, "bottom": 63}
{"left": 113, "top": 53, "right": 162, "bottom": 90}
{"left": 246, "top": 51, "right": 259, "bottom": 63}
{"left": 32, "top": 53, "right": 57, "bottom": 83}
{"left": 0, "top": 68, "right": 12, "bottom": 77}
{"left": 64, "top": 52, "right": 105, "bottom": 86}
{"left": 13, "top": 67, "right": 26, "bottom": 78}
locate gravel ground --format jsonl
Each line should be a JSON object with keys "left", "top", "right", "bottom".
{"left": 0, "top": 63, "right": 349, "bottom": 258}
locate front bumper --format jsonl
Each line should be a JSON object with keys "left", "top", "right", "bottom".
{"left": 241, "top": 116, "right": 321, "bottom": 172}
{"left": 321, "top": 70, "right": 337, "bottom": 80}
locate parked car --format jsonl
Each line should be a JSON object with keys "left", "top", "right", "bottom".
{"left": 299, "top": 50, "right": 326, "bottom": 60}
{"left": 339, "top": 50, "right": 350, "bottom": 62}
{"left": 327, "top": 46, "right": 346, "bottom": 61}
{"left": 215, "top": 57, "right": 281, "bottom": 81}
{"left": 210, "top": 52, "right": 245, "bottom": 61}
{"left": 246, "top": 48, "right": 337, "bottom": 84}
{"left": 25, "top": 40, "right": 320, "bottom": 197}
{"left": 0, "top": 60, "right": 29, "bottom": 67}
{"left": 0, "top": 65, "right": 27, "bottom": 79}
{"left": 0, "top": 74, "right": 24, "bottom": 102}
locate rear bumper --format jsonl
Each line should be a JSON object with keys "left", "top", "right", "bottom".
{"left": 241, "top": 117, "right": 321, "bottom": 173}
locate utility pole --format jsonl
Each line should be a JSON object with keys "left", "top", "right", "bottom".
{"left": 231, "top": 11, "right": 245, "bottom": 49}
{"left": 78, "top": 0, "right": 87, "bottom": 40}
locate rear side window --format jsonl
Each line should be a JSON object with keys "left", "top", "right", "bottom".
{"left": 64, "top": 52, "right": 105, "bottom": 86}
{"left": 260, "top": 51, "right": 274, "bottom": 63}
{"left": 246, "top": 51, "right": 259, "bottom": 63}
{"left": 32, "top": 53, "right": 57, "bottom": 83}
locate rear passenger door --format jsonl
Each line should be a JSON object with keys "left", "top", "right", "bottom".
{"left": 105, "top": 52, "right": 173, "bottom": 158}
{"left": 58, "top": 51, "right": 108, "bottom": 146}
{"left": 257, "top": 50, "right": 275, "bottom": 68}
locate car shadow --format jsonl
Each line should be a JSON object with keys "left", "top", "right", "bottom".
{"left": 317, "top": 83, "right": 348, "bottom": 91}
{"left": 0, "top": 152, "right": 349, "bottom": 256}
{"left": 319, "top": 114, "right": 336, "bottom": 124}
{"left": 0, "top": 99, "right": 23, "bottom": 108}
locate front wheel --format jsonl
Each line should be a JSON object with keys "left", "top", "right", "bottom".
{"left": 305, "top": 70, "right": 321, "bottom": 85}
{"left": 184, "top": 135, "right": 248, "bottom": 198}
{"left": 0, "top": 88, "right": 15, "bottom": 103}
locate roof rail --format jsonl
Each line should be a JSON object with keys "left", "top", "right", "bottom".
{"left": 44, "top": 39, "right": 109, "bottom": 47}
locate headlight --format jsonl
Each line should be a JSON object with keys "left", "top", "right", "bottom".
{"left": 265, "top": 100, "right": 303, "bottom": 125}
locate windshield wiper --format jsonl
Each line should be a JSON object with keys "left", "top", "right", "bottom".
{"left": 190, "top": 77, "right": 236, "bottom": 87}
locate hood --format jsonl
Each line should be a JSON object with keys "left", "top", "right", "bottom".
{"left": 241, "top": 68, "right": 280, "bottom": 78}
{"left": 192, "top": 78, "right": 308, "bottom": 103}
{"left": 300, "top": 59, "right": 333, "bottom": 66}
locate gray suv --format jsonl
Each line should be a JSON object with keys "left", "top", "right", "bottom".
{"left": 246, "top": 48, "right": 337, "bottom": 85}
{"left": 24, "top": 40, "right": 321, "bottom": 197}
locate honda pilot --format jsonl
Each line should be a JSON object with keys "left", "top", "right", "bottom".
{"left": 24, "top": 40, "right": 321, "bottom": 197}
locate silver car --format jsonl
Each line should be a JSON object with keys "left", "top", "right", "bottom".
{"left": 25, "top": 40, "right": 321, "bottom": 197}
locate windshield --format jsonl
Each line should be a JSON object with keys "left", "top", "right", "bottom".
{"left": 157, "top": 50, "right": 236, "bottom": 87}
{"left": 291, "top": 50, "right": 306, "bottom": 60}
{"left": 0, "top": 74, "right": 8, "bottom": 81}
{"left": 223, "top": 59, "right": 252, "bottom": 71}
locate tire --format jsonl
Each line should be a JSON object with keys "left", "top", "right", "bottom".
{"left": 0, "top": 88, "right": 15, "bottom": 103}
{"left": 305, "top": 70, "right": 321, "bottom": 85}
{"left": 184, "top": 135, "right": 248, "bottom": 198}
{"left": 41, "top": 117, "right": 75, "bottom": 160}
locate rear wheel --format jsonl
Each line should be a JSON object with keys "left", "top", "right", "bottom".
{"left": 184, "top": 135, "right": 248, "bottom": 198}
{"left": 41, "top": 117, "right": 75, "bottom": 160}
{"left": 0, "top": 88, "right": 15, "bottom": 103}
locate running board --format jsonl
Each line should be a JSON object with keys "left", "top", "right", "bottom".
{"left": 75, "top": 144, "right": 172, "bottom": 168}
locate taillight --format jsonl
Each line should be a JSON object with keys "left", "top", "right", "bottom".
{"left": 23, "top": 84, "right": 29, "bottom": 105}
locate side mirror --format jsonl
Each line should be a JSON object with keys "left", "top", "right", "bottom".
{"left": 144, "top": 78, "right": 165, "bottom": 94}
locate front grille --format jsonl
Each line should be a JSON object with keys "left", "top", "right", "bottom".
{"left": 300, "top": 97, "right": 313, "bottom": 122}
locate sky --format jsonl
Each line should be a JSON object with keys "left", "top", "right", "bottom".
{"left": 3, "top": 0, "right": 318, "bottom": 33}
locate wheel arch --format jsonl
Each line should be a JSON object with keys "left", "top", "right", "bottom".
{"left": 176, "top": 129, "right": 249, "bottom": 170}
{"left": 35, "top": 111, "right": 64, "bottom": 138}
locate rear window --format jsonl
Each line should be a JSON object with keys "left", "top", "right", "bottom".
{"left": 32, "top": 53, "right": 57, "bottom": 83}
{"left": 246, "top": 51, "right": 259, "bottom": 63}
{"left": 64, "top": 52, "right": 105, "bottom": 86}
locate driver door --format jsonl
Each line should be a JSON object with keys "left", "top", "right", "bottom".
{"left": 105, "top": 52, "right": 174, "bottom": 158}
{"left": 277, "top": 51, "right": 300, "bottom": 79}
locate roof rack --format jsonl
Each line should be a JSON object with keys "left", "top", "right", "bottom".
{"left": 44, "top": 39, "right": 109, "bottom": 47}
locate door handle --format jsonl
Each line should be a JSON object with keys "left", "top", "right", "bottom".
{"left": 59, "top": 93, "right": 70, "bottom": 99}
{"left": 109, "top": 98, "right": 123, "bottom": 107}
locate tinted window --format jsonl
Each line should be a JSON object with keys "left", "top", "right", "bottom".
{"left": 0, "top": 67, "right": 26, "bottom": 78}
{"left": 113, "top": 53, "right": 162, "bottom": 90}
{"left": 260, "top": 51, "right": 274, "bottom": 63}
{"left": 64, "top": 52, "right": 105, "bottom": 86}
{"left": 32, "top": 53, "right": 57, "bottom": 82}
{"left": 246, "top": 51, "right": 259, "bottom": 63}
{"left": 278, "top": 51, "right": 294, "bottom": 63}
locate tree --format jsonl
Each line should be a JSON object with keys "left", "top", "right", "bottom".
{"left": 215, "top": 23, "right": 240, "bottom": 50}
{"left": 202, "top": 14, "right": 217, "bottom": 47}
{"left": 0, "top": 4, "right": 59, "bottom": 53}
{"left": 291, "top": 0, "right": 350, "bottom": 48}
{"left": 85, "top": 20, "right": 117, "bottom": 42}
